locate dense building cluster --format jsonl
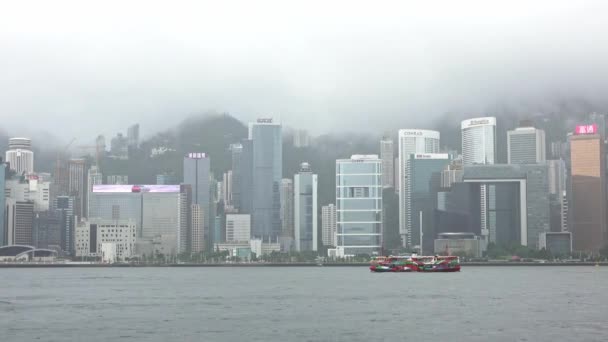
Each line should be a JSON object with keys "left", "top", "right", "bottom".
{"left": 1, "top": 113, "right": 607, "bottom": 262}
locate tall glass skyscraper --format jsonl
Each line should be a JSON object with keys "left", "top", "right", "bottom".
{"left": 336, "top": 155, "right": 382, "bottom": 256}
{"left": 294, "top": 163, "right": 317, "bottom": 252}
{"left": 398, "top": 129, "right": 440, "bottom": 247}
{"left": 249, "top": 119, "right": 282, "bottom": 239}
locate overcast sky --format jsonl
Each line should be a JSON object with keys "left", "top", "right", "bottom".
{"left": 1, "top": 0, "right": 608, "bottom": 143}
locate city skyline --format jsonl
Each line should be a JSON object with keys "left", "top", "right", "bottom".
{"left": 2, "top": 112, "right": 608, "bottom": 259}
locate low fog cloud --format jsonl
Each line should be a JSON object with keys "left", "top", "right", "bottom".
{"left": 1, "top": 0, "right": 608, "bottom": 141}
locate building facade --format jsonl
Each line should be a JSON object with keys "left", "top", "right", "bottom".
{"left": 294, "top": 163, "right": 318, "bottom": 252}
{"left": 461, "top": 117, "right": 497, "bottom": 165}
{"left": 0, "top": 162, "right": 5, "bottom": 246}
{"left": 507, "top": 126, "right": 546, "bottom": 164}
{"left": 321, "top": 204, "right": 337, "bottom": 247}
{"left": 5, "top": 137, "right": 34, "bottom": 176}
{"left": 336, "top": 155, "right": 382, "bottom": 256}
{"left": 226, "top": 214, "right": 251, "bottom": 242}
{"left": 249, "top": 119, "right": 282, "bottom": 239}
{"left": 380, "top": 136, "right": 394, "bottom": 188}
{"left": 280, "top": 178, "right": 294, "bottom": 239}
{"left": 406, "top": 153, "right": 452, "bottom": 252}
{"left": 569, "top": 132, "right": 607, "bottom": 253}
{"left": 75, "top": 219, "right": 136, "bottom": 261}
{"left": 398, "top": 129, "right": 440, "bottom": 247}
{"left": 5, "top": 200, "right": 35, "bottom": 246}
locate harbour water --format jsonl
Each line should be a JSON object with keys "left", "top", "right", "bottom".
{"left": 1, "top": 266, "right": 606, "bottom": 341}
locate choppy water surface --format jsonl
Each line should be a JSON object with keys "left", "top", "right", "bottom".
{"left": 1, "top": 266, "right": 607, "bottom": 342}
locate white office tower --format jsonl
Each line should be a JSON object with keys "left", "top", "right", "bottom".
{"left": 5, "top": 137, "right": 34, "bottom": 175}
{"left": 336, "top": 155, "right": 382, "bottom": 256}
{"left": 294, "top": 163, "right": 318, "bottom": 252}
{"left": 321, "top": 204, "right": 337, "bottom": 247}
{"left": 507, "top": 126, "right": 546, "bottom": 164}
{"left": 461, "top": 117, "right": 497, "bottom": 243}
{"left": 226, "top": 214, "right": 251, "bottom": 242}
{"left": 380, "top": 135, "right": 394, "bottom": 188}
{"left": 461, "top": 117, "right": 497, "bottom": 165}
{"left": 398, "top": 129, "right": 440, "bottom": 247}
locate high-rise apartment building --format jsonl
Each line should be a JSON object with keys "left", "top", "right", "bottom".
{"left": 380, "top": 135, "right": 394, "bottom": 188}
{"left": 321, "top": 204, "right": 337, "bottom": 247}
{"left": 226, "top": 214, "right": 251, "bottom": 242}
{"left": 569, "top": 128, "right": 607, "bottom": 253}
{"left": 336, "top": 155, "right": 382, "bottom": 256}
{"left": 507, "top": 125, "right": 546, "bottom": 164}
{"left": 294, "top": 163, "right": 318, "bottom": 252}
{"left": 249, "top": 118, "right": 282, "bottom": 239}
{"left": 398, "top": 129, "right": 440, "bottom": 247}
{"left": 5, "top": 137, "right": 34, "bottom": 176}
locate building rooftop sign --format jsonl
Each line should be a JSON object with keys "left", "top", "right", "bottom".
{"left": 574, "top": 124, "right": 598, "bottom": 135}
{"left": 256, "top": 118, "right": 273, "bottom": 123}
{"left": 461, "top": 117, "right": 497, "bottom": 129}
{"left": 187, "top": 152, "right": 207, "bottom": 159}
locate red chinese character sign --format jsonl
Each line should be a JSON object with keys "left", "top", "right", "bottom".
{"left": 574, "top": 124, "right": 598, "bottom": 135}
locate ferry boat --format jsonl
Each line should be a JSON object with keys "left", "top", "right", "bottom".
{"left": 370, "top": 255, "right": 460, "bottom": 273}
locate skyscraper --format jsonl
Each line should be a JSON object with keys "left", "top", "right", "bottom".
{"left": 461, "top": 117, "right": 497, "bottom": 244}
{"left": 249, "top": 118, "right": 282, "bottom": 239}
{"left": 0, "top": 162, "right": 5, "bottom": 246}
{"left": 398, "top": 129, "right": 440, "bottom": 247}
{"left": 5, "top": 200, "right": 35, "bottom": 246}
{"left": 68, "top": 158, "right": 88, "bottom": 219}
{"left": 380, "top": 135, "right": 394, "bottom": 188}
{"left": 406, "top": 153, "right": 452, "bottom": 251}
{"left": 294, "top": 163, "right": 318, "bottom": 252}
{"left": 321, "top": 204, "right": 337, "bottom": 247}
{"left": 190, "top": 204, "right": 204, "bottom": 253}
{"left": 461, "top": 117, "right": 497, "bottom": 165}
{"left": 87, "top": 166, "right": 103, "bottom": 219}
{"left": 507, "top": 125, "right": 546, "bottom": 164}
{"left": 336, "top": 155, "right": 382, "bottom": 256}
{"left": 569, "top": 127, "right": 607, "bottom": 253}
{"left": 5, "top": 137, "right": 34, "bottom": 176}
{"left": 183, "top": 153, "right": 211, "bottom": 242}
{"left": 280, "top": 177, "right": 294, "bottom": 234}
{"left": 55, "top": 196, "right": 75, "bottom": 254}
{"left": 127, "top": 124, "right": 140, "bottom": 148}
